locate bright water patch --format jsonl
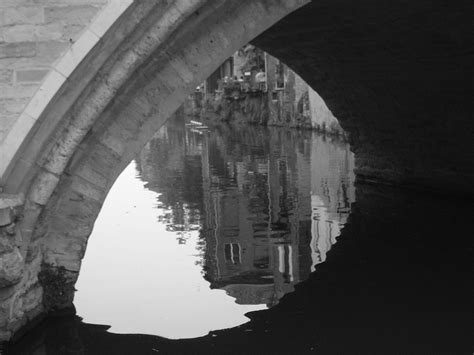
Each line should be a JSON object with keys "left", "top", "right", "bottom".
{"left": 74, "top": 162, "right": 266, "bottom": 339}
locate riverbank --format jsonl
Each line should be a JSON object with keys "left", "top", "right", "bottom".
{"left": 184, "top": 91, "right": 349, "bottom": 142}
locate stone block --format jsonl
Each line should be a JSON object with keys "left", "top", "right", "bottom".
{"left": 74, "top": 164, "right": 108, "bottom": 188}
{"left": 0, "top": 248, "right": 24, "bottom": 287}
{"left": 70, "top": 176, "right": 105, "bottom": 202}
{"left": 21, "top": 202, "right": 42, "bottom": 235}
{"left": 21, "top": 284, "right": 42, "bottom": 313}
{"left": 45, "top": 5, "right": 100, "bottom": 25}
{"left": 3, "top": 25, "right": 36, "bottom": 43}
{"left": 35, "top": 22, "right": 64, "bottom": 41}
{"left": 42, "top": 0, "right": 108, "bottom": 6}
{"left": 0, "top": 69, "right": 13, "bottom": 84}
{"left": 28, "top": 171, "right": 60, "bottom": 205}
{"left": 15, "top": 68, "right": 49, "bottom": 83}
{"left": 0, "top": 193, "right": 24, "bottom": 210}
{"left": 0, "top": 208, "right": 12, "bottom": 227}
{"left": 0, "top": 83, "right": 38, "bottom": 98}
{"left": 0, "top": 98, "right": 29, "bottom": 115}
{"left": 0, "top": 42, "right": 36, "bottom": 59}
{"left": 0, "top": 236, "right": 14, "bottom": 255}
{"left": 0, "top": 0, "right": 40, "bottom": 7}
{"left": 61, "top": 24, "right": 85, "bottom": 42}
{"left": 3, "top": 6, "right": 45, "bottom": 26}
{"left": 35, "top": 41, "right": 70, "bottom": 65}
{"left": 100, "top": 129, "right": 128, "bottom": 156}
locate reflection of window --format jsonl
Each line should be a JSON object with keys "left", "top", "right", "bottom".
{"left": 275, "top": 60, "right": 285, "bottom": 90}
{"left": 224, "top": 243, "right": 241, "bottom": 264}
{"left": 271, "top": 91, "right": 278, "bottom": 101}
{"left": 253, "top": 256, "right": 269, "bottom": 269}
{"left": 253, "top": 245, "right": 269, "bottom": 269}
{"left": 278, "top": 245, "right": 294, "bottom": 283}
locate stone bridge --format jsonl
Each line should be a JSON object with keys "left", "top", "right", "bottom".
{"left": 0, "top": 0, "right": 472, "bottom": 342}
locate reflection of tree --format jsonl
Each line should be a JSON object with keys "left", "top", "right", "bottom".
{"left": 136, "top": 118, "right": 204, "bottom": 244}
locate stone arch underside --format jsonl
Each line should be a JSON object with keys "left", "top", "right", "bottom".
{"left": 253, "top": 0, "right": 473, "bottom": 194}
{"left": 1, "top": 0, "right": 473, "bottom": 342}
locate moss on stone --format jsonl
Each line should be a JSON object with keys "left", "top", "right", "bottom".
{"left": 38, "top": 264, "right": 75, "bottom": 314}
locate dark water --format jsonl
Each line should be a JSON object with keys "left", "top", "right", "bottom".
{"left": 5, "top": 122, "right": 472, "bottom": 354}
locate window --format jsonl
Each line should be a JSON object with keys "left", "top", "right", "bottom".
{"left": 224, "top": 243, "right": 241, "bottom": 264}
{"left": 275, "top": 60, "right": 285, "bottom": 90}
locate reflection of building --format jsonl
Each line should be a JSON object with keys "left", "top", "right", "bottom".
{"left": 198, "top": 126, "right": 354, "bottom": 307}
{"left": 136, "top": 120, "right": 355, "bottom": 308}
{"left": 137, "top": 114, "right": 204, "bottom": 244}
{"left": 200, "top": 135, "right": 310, "bottom": 306}
{"left": 309, "top": 138, "right": 355, "bottom": 267}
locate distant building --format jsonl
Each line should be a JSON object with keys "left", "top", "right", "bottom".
{"left": 186, "top": 45, "right": 345, "bottom": 136}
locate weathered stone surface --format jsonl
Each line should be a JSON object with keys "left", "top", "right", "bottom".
{"left": 0, "top": 42, "right": 36, "bottom": 59}
{"left": 0, "top": 236, "right": 14, "bottom": 254}
{"left": 0, "top": 193, "right": 23, "bottom": 227}
{"left": 34, "top": 22, "right": 64, "bottom": 41}
{"left": 2, "top": 6, "right": 44, "bottom": 26}
{"left": 38, "top": 265, "right": 76, "bottom": 312}
{"left": 45, "top": 5, "right": 99, "bottom": 25}
{"left": 28, "top": 171, "right": 60, "bottom": 205}
{"left": 0, "top": 208, "right": 13, "bottom": 227}
{"left": 3, "top": 24, "right": 36, "bottom": 43}
{"left": 0, "top": 83, "right": 38, "bottom": 98}
{"left": 0, "top": 193, "right": 23, "bottom": 209}
{"left": 62, "top": 23, "right": 85, "bottom": 42}
{"left": 0, "top": 0, "right": 112, "bottom": 188}
{"left": 0, "top": 69, "right": 13, "bottom": 84}
{"left": 0, "top": 248, "right": 24, "bottom": 287}
{"left": 15, "top": 68, "right": 49, "bottom": 83}
{"left": 0, "top": 98, "right": 29, "bottom": 116}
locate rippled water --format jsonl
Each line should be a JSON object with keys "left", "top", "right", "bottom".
{"left": 73, "top": 121, "right": 355, "bottom": 339}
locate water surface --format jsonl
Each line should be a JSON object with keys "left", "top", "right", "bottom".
{"left": 74, "top": 122, "right": 355, "bottom": 339}
{"left": 5, "top": 122, "right": 472, "bottom": 354}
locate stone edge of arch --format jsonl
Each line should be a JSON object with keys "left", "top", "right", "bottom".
{"left": 0, "top": 0, "right": 134, "bottom": 185}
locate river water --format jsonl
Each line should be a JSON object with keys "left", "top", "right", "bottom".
{"left": 5, "top": 121, "right": 472, "bottom": 354}
{"left": 75, "top": 121, "right": 355, "bottom": 339}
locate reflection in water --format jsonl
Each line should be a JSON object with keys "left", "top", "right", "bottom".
{"left": 6, "top": 121, "right": 472, "bottom": 353}
{"left": 72, "top": 120, "right": 354, "bottom": 339}
{"left": 136, "top": 122, "right": 354, "bottom": 310}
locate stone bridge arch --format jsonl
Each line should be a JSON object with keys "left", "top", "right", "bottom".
{"left": 0, "top": 0, "right": 472, "bottom": 342}
{"left": 0, "top": 0, "right": 310, "bottom": 340}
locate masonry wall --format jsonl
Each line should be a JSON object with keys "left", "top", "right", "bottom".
{"left": 0, "top": 0, "right": 109, "bottom": 142}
